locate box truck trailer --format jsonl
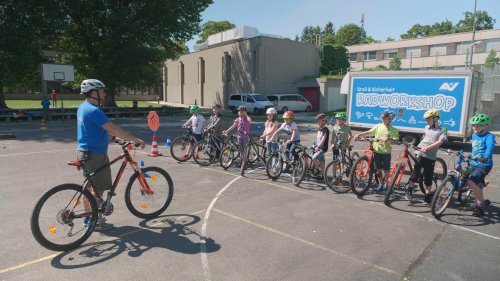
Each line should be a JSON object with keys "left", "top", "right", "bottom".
{"left": 344, "top": 70, "right": 481, "bottom": 144}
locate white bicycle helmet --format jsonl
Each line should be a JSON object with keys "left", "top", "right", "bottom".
{"left": 266, "top": 107, "right": 277, "bottom": 115}
{"left": 80, "top": 79, "right": 105, "bottom": 94}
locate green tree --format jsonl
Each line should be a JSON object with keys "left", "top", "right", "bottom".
{"left": 401, "top": 23, "right": 432, "bottom": 39}
{"left": 319, "top": 44, "right": 350, "bottom": 75}
{"left": 196, "top": 20, "right": 236, "bottom": 44}
{"left": 455, "top": 11, "right": 495, "bottom": 33}
{"left": 51, "top": 0, "right": 212, "bottom": 107}
{"left": 301, "top": 25, "right": 322, "bottom": 44}
{"left": 484, "top": 49, "right": 499, "bottom": 69}
{"left": 389, "top": 57, "right": 401, "bottom": 70}
{"left": 322, "top": 21, "right": 336, "bottom": 45}
{"left": 0, "top": 0, "right": 58, "bottom": 109}
{"left": 335, "top": 24, "right": 366, "bottom": 46}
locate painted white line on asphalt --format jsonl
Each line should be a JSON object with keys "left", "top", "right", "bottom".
{"left": 0, "top": 148, "right": 74, "bottom": 157}
{"left": 200, "top": 175, "right": 241, "bottom": 281}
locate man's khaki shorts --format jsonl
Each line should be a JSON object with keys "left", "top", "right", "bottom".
{"left": 77, "top": 151, "right": 112, "bottom": 192}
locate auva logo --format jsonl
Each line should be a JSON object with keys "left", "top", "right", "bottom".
{"left": 439, "top": 82, "right": 459, "bottom": 91}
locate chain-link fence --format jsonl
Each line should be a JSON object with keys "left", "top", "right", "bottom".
{"left": 475, "top": 65, "right": 500, "bottom": 132}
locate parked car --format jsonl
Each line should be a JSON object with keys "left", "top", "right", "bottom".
{"left": 267, "top": 94, "right": 312, "bottom": 113}
{"left": 228, "top": 93, "right": 274, "bottom": 114}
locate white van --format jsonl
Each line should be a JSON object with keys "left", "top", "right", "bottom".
{"left": 228, "top": 93, "right": 274, "bottom": 114}
{"left": 267, "top": 94, "right": 312, "bottom": 113}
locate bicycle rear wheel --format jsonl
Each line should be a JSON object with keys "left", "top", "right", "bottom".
{"left": 324, "top": 160, "right": 351, "bottom": 193}
{"left": 125, "top": 166, "right": 174, "bottom": 219}
{"left": 384, "top": 163, "right": 404, "bottom": 205}
{"left": 266, "top": 154, "right": 283, "bottom": 179}
{"left": 430, "top": 175, "right": 455, "bottom": 218}
{"left": 192, "top": 140, "right": 217, "bottom": 166}
{"left": 349, "top": 155, "right": 376, "bottom": 196}
{"left": 248, "top": 142, "right": 259, "bottom": 164}
{"left": 219, "top": 145, "right": 235, "bottom": 169}
{"left": 170, "top": 137, "right": 194, "bottom": 162}
{"left": 31, "top": 184, "right": 98, "bottom": 251}
{"left": 292, "top": 156, "right": 307, "bottom": 186}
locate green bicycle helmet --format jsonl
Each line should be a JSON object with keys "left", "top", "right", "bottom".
{"left": 470, "top": 113, "right": 491, "bottom": 125}
{"left": 335, "top": 112, "right": 347, "bottom": 119}
{"left": 189, "top": 105, "right": 200, "bottom": 114}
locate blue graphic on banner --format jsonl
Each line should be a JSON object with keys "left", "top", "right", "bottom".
{"left": 349, "top": 77, "right": 468, "bottom": 134}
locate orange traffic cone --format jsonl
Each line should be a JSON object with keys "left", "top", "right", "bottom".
{"left": 40, "top": 119, "right": 47, "bottom": 130}
{"left": 149, "top": 134, "right": 159, "bottom": 157}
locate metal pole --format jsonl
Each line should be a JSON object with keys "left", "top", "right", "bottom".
{"left": 59, "top": 81, "right": 64, "bottom": 110}
{"left": 469, "top": 0, "right": 478, "bottom": 68}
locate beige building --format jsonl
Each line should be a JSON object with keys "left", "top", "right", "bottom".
{"left": 163, "top": 27, "right": 322, "bottom": 109}
{"left": 347, "top": 29, "right": 500, "bottom": 71}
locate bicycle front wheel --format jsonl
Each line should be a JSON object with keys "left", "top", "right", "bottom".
{"left": 125, "top": 166, "right": 174, "bottom": 219}
{"left": 324, "top": 160, "right": 351, "bottom": 193}
{"left": 384, "top": 163, "right": 404, "bottom": 205}
{"left": 430, "top": 175, "right": 455, "bottom": 218}
{"left": 193, "top": 140, "right": 217, "bottom": 166}
{"left": 266, "top": 154, "right": 283, "bottom": 179}
{"left": 219, "top": 145, "right": 234, "bottom": 169}
{"left": 349, "top": 155, "right": 375, "bottom": 196}
{"left": 170, "top": 137, "right": 194, "bottom": 162}
{"left": 292, "top": 156, "right": 307, "bottom": 186}
{"left": 31, "top": 184, "right": 98, "bottom": 251}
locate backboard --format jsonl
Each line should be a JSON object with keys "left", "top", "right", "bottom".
{"left": 42, "top": 64, "right": 75, "bottom": 82}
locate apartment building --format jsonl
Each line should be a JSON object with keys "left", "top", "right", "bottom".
{"left": 346, "top": 29, "right": 500, "bottom": 71}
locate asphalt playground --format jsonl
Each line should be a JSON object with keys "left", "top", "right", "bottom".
{"left": 0, "top": 116, "right": 499, "bottom": 281}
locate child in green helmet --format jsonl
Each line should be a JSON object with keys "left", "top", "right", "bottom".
{"left": 468, "top": 113, "right": 496, "bottom": 217}
{"left": 331, "top": 112, "right": 353, "bottom": 158}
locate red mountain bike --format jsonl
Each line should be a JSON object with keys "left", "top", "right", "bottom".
{"left": 31, "top": 140, "right": 174, "bottom": 251}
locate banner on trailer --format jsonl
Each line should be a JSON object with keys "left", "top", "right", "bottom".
{"left": 348, "top": 76, "right": 470, "bottom": 135}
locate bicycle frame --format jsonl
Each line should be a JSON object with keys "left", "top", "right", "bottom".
{"left": 387, "top": 143, "right": 416, "bottom": 186}
{"left": 355, "top": 138, "right": 376, "bottom": 178}
{"left": 74, "top": 143, "right": 153, "bottom": 205}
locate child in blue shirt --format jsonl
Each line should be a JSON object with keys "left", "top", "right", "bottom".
{"left": 468, "top": 114, "right": 496, "bottom": 217}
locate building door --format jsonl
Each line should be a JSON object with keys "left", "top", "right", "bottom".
{"left": 301, "top": 87, "right": 320, "bottom": 111}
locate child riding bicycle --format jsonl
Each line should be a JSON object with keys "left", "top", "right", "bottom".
{"left": 331, "top": 112, "right": 353, "bottom": 158}
{"left": 354, "top": 109, "right": 399, "bottom": 194}
{"left": 223, "top": 105, "right": 251, "bottom": 166}
{"left": 407, "top": 109, "right": 447, "bottom": 203}
{"left": 311, "top": 113, "right": 330, "bottom": 178}
{"left": 468, "top": 114, "right": 496, "bottom": 217}
{"left": 260, "top": 107, "right": 279, "bottom": 155}
{"left": 205, "top": 104, "right": 223, "bottom": 157}
{"left": 270, "top": 110, "right": 301, "bottom": 173}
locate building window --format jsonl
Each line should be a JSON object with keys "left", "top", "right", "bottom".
{"left": 363, "top": 51, "right": 376, "bottom": 61}
{"left": 405, "top": 47, "right": 421, "bottom": 58}
{"left": 349, "top": 53, "right": 357, "bottom": 61}
{"left": 486, "top": 38, "right": 500, "bottom": 52}
{"left": 456, "top": 42, "right": 473, "bottom": 54}
{"left": 383, "top": 49, "right": 398, "bottom": 59}
{"left": 429, "top": 44, "right": 447, "bottom": 56}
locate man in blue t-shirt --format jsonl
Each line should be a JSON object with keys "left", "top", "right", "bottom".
{"left": 468, "top": 114, "right": 496, "bottom": 217}
{"left": 78, "top": 79, "right": 145, "bottom": 230}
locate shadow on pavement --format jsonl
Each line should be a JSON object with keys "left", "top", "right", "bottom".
{"left": 50, "top": 214, "right": 220, "bottom": 269}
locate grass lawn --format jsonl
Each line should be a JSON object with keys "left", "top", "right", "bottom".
{"left": 6, "top": 100, "right": 164, "bottom": 109}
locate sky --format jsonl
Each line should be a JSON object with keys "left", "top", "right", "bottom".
{"left": 186, "top": 0, "right": 500, "bottom": 51}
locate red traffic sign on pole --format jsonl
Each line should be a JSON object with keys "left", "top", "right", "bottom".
{"left": 147, "top": 111, "right": 160, "bottom": 132}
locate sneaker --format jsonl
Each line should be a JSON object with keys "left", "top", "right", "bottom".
{"left": 83, "top": 217, "right": 91, "bottom": 228}
{"left": 378, "top": 186, "right": 388, "bottom": 195}
{"left": 283, "top": 165, "right": 289, "bottom": 173}
{"left": 94, "top": 216, "right": 114, "bottom": 231}
{"left": 472, "top": 204, "right": 485, "bottom": 217}
{"left": 181, "top": 154, "right": 189, "bottom": 159}
{"left": 405, "top": 187, "right": 413, "bottom": 201}
{"left": 375, "top": 184, "right": 384, "bottom": 192}
{"left": 424, "top": 192, "right": 434, "bottom": 204}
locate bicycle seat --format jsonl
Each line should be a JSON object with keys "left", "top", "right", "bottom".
{"left": 67, "top": 161, "right": 82, "bottom": 167}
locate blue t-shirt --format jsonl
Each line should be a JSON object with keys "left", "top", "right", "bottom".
{"left": 471, "top": 132, "right": 496, "bottom": 167}
{"left": 77, "top": 101, "right": 110, "bottom": 154}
